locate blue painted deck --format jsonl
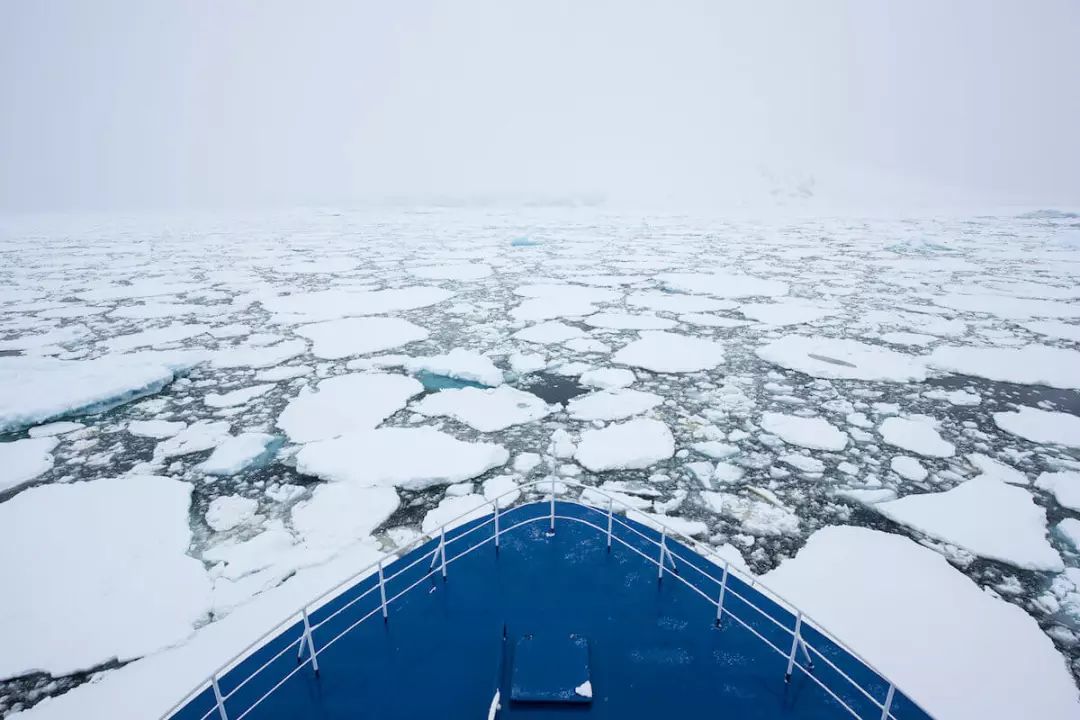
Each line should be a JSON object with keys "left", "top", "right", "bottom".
{"left": 171, "top": 501, "right": 932, "bottom": 720}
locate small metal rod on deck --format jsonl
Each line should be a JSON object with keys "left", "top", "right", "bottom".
{"left": 440, "top": 525, "right": 448, "bottom": 579}
{"left": 715, "top": 560, "right": 729, "bottom": 626}
{"left": 785, "top": 612, "right": 804, "bottom": 682}
{"left": 549, "top": 477, "right": 556, "bottom": 533}
{"left": 606, "top": 499, "right": 613, "bottom": 551}
{"left": 658, "top": 527, "right": 667, "bottom": 580}
{"left": 880, "top": 684, "right": 896, "bottom": 720}
{"left": 211, "top": 674, "right": 229, "bottom": 720}
{"left": 301, "top": 607, "right": 320, "bottom": 675}
{"left": 377, "top": 560, "right": 388, "bottom": 621}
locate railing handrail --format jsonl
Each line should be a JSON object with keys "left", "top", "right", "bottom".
{"left": 162, "top": 477, "right": 932, "bottom": 720}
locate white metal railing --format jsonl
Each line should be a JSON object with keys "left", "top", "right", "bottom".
{"left": 162, "top": 478, "right": 933, "bottom": 720}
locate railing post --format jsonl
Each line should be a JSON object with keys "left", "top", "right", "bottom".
{"left": 493, "top": 500, "right": 500, "bottom": 551}
{"left": 211, "top": 674, "right": 229, "bottom": 720}
{"left": 301, "top": 607, "right": 320, "bottom": 675}
{"left": 716, "top": 560, "right": 729, "bottom": 626}
{"left": 880, "top": 683, "right": 895, "bottom": 720}
{"left": 549, "top": 477, "right": 556, "bottom": 533}
{"left": 606, "top": 499, "right": 613, "bottom": 551}
{"left": 785, "top": 612, "right": 803, "bottom": 682}
{"left": 657, "top": 527, "right": 667, "bottom": 580}
{"left": 377, "top": 560, "right": 388, "bottom": 621}
{"left": 440, "top": 525, "right": 448, "bottom": 579}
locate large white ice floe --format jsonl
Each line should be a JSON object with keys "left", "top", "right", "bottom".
{"left": 1035, "top": 471, "right": 1080, "bottom": 512}
{"left": 210, "top": 339, "right": 307, "bottom": 369}
{"left": 658, "top": 272, "right": 788, "bottom": 299}
{"left": 574, "top": 418, "right": 675, "bottom": 471}
{"left": 101, "top": 323, "right": 212, "bottom": 353}
{"left": 294, "top": 427, "right": 509, "bottom": 490}
{"left": 966, "top": 453, "right": 1028, "bottom": 485}
{"left": 259, "top": 287, "right": 453, "bottom": 323}
{"left": 626, "top": 290, "right": 736, "bottom": 314}
{"left": 566, "top": 389, "right": 664, "bottom": 421}
{"left": 204, "top": 384, "right": 275, "bottom": 409}
{"left": 763, "top": 526, "right": 1080, "bottom": 720}
{"left": 277, "top": 373, "right": 423, "bottom": 443}
{"left": 412, "top": 386, "right": 553, "bottom": 432}
{"left": 738, "top": 300, "right": 838, "bottom": 326}
{"left": 0, "top": 475, "right": 211, "bottom": 679}
{"left": 509, "top": 284, "right": 618, "bottom": 322}
{"left": 755, "top": 335, "right": 927, "bottom": 382}
{"left": 410, "top": 264, "right": 492, "bottom": 281}
{"left": 512, "top": 321, "right": 586, "bottom": 344}
{"left": 296, "top": 317, "right": 429, "bottom": 360}
{"left": 878, "top": 417, "right": 955, "bottom": 458}
{"left": 873, "top": 477, "right": 1063, "bottom": 571}
{"left": 931, "top": 293, "right": 1080, "bottom": 320}
{"left": 612, "top": 331, "right": 725, "bottom": 373}
{"left": 0, "top": 354, "right": 199, "bottom": 433}
{"left": 291, "top": 484, "right": 400, "bottom": 558}
{"left": 993, "top": 406, "right": 1080, "bottom": 448}
{"left": 200, "top": 433, "right": 277, "bottom": 475}
{"left": 759, "top": 412, "right": 847, "bottom": 451}
{"left": 0, "top": 436, "right": 58, "bottom": 493}
{"left": 404, "top": 348, "right": 504, "bottom": 387}
{"left": 1022, "top": 320, "right": 1080, "bottom": 343}
{"left": 927, "top": 344, "right": 1080, "bottom": 389}
{"left": 583, "top": 312, "right": 676, "bottom": 330}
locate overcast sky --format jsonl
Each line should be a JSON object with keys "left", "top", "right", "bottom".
{"left": 1, "top": 1, "right": 1078, "bottom": 212}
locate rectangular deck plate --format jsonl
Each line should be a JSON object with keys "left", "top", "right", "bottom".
{"left": 510, "top": 634, "right": 592, "bottom": 703}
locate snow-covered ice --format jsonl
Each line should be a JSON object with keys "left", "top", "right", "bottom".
{"left": 879, "top": 416, "right": 955, "bottom": 457}
{"left": 574, "top": 419, "right": 675, "bottom": 472}
{"left": 296, "top": 317, "right": 429, "bottom": 360}
{"left": 874, "top": 477, "right": 1063, "bottom": 571}
{"left": 612, "top": 331, "right": 725, "bottom": 373}
{"left": 1035, "top": 471, "right": 1080, "bottom": 512}
{"left": 405, "top": 348, "right": 504, "bottom": 387}
{"left": 295, "top": 427, "right": 509, "bottom": 490}
{"left": 764, "top": 526, "right": 1079, "bottom": 720}
{"left": 205, "top": 495, "right": 259, "bottom": 532}
{"left": 200, "top": 433, "right": 277, "bottom": 475}
{"left": 566, "top": 389, "right": 663, "bottom": 421}
{"left": 759, "top": 412, "right": 847, "bottom": 451}
{"left": 993, "top": 406, "right": 1080, "bottom": 448}
{"left": 756, "top": 336, "right": 927, "bottom": 382}
{"left": 0, "top": 476, "right": 211, "bottom": 679}
{"left": 0, "top": 436, "right": 58, "bottom": 493}
{"left": 277, "top": 373, "right": 423, "bottom": 443}
{"left": 413, "top": 386, "right": 552, "bottom": 432}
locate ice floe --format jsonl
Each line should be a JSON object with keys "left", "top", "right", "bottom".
{"left": 763, "top": 526, "right": 1080, "bottom": 719}
{"left": 755, "top": 335, "right": 927, "bottom": 382}
{"left": 567, "top": 389, "right": 663, "bottom": 421}
{"left": 0, "top": 475, "right": 211, "bottom": 679}
{"left": 574, "top": 418, "right": 675, "bottom": 472}
{"left": 759, "top": 412, "right": 847, "bottom": 451}
{"left": 612, "top": 331, "right": 725, "bottom": 373}
{"left": 874, "top": 478, "right": 1063, "bottom": 571}
{"left": 205, "top": 495, "right": 259, "bottom": 532}
{"left": 260, "top": 287, "right": 453, "bottom": 323}
{"left": 578, "top": 367, "right": 635, "bottom": 389}
{"left": 583, "top": 312, "right": 676, "bottom": 330}
{"left": 993, "top": 406, "right": 1080, "bottom": 448}
{"left": 295, "top": 427, "right": 509, "bottom": 490}
{"left": 405, "top": 348, "right": 504, "bottom": 387}
{"left": 879, "top": 416, "right": 955, "bottom": 457}
{"left": 277, "top": 373, "right": 423, "bottom": 443}
{"left": 512, "top": 321, "right": 586, "bottom": 344}
{"left": 413, "top": 386, "right": 552, "bottom": 432}
{"left": 0, "top": 354, "right": 197, "bottom": 433}
{"left": 296, "top": 317, "right": 429, "bottom": 360}
{"left": 0, "top": 436, "right": 58, "bottom": 494}
{"left": 927, "top": 344, "right": 1080, "bottom": 389}
{"left": 1035, "top": 471, "right": 1080, "bottom": 512}
{"left": 658, "top": 272, "right": 788, "bottom": 299}
{"left": 200, "top": 433, "right": 277, "bottom": 475}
